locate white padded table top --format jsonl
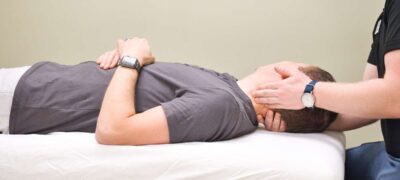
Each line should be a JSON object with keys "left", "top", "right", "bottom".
{"left": 0, "top": 128, "right": 345, "bottom": 180}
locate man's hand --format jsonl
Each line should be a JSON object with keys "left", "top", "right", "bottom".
{"left": 96, "top": 37, "right": 155, "bottom": 70}
{"left": 96, "top": 49, "right": 120, "bottom": 70}
{"left": 253, "top": 66, "right": 311, "bottom": 110}
{"left": 117, "top": 38, "right": 155, "bottom": 66}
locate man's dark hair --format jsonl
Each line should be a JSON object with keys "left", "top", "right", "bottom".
{"left": 277, "top": 66, "right": 338, "bottom": 133}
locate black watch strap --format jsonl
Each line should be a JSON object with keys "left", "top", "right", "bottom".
{"left": 304, "top": 80, "right": 317, "bottom": 93}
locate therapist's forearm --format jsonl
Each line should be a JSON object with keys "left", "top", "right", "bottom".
{"left": 328, "top": 113, "right": 377, "bottom": 131}
{"left": 327, "top": 63, "right": 379, "bottom": 131}
{"left": 314, "top": 79, "right": 400, "bottom": 119}
{"left": 317, "top": 51, "right": 400, "bottom": 119}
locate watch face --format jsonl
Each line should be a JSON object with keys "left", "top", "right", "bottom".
{"left": 120, "top": 56, "right": 140, "bottom": 70}
{"left": 301, "top": 93, "right": 315, "bottom": 108}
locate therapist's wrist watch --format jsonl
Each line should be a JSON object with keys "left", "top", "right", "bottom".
{"left": 118, "top": 55, "right": 141, "bottom": 72}
{"left": 301, "top": 80, "right": 318, "bottom": 108}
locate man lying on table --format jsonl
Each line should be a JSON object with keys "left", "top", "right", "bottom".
{"left": 4, "top": 38, "right": 337, "bottom": 145}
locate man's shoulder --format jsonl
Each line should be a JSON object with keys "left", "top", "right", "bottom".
{"left": 197, "top": 88, "right": 241, "bottom": 112}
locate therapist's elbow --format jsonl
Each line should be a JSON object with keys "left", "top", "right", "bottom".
{"left": 384, "top": 69, "right": 400, "bottom": 118}
{"left": 387, "top": 105, "right": 400, "bottom": 118}
{"left": 382, "top": 97, "right": 400, "bottom": 118}
{"left": 386, "top": 90, "right": 400, "bottom": 118}
{"left": 378, "top": 95, "right": 400, "bottom": 118}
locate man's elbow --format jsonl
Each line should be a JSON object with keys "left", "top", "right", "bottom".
{"left": 95, "top": 119, "right": 135, "bottom": 145}
{"left": 95, "top": 125, "right": 120, "bottom": 145}
{"left": 95, "top": 130, "right": 111, "bottom": 145}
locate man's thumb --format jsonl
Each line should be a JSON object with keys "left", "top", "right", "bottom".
{"left": 274, "top": 66, "right": 292, "bottom": 79}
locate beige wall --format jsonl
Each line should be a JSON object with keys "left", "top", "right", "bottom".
{"left": 0, "top": 0, "right": 385, "bottom": 148}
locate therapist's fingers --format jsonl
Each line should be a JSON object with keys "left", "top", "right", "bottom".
{"left": 256, "top": 82, "right": 281, "bottom": 91}
{"left": 274, "top": 66, "right": 293, "bottom": 79}
{"left": 264, "top": 110, "right": 284, "bottom": 132}
{"left": 272, "top": 113, "right": 282, "bottom": 132}
{"left": 254, "top": 97, "right": 280, "bottom": 105}
{"left": 253, "top": 89, "right": 280, "bottom": 105}
{"left": 278, "top": 118, "right": 286, "bottom": 132}
{"left": 257, "top": 114, "right": 265, "bottom": 125}
{"left": 264, "top": 110, "right": 274, "bottom": 131}
{"left": 252, "top": 89, "right": 278, "bottom": 98}
{"left": 265, "top": 104, "right": 283, "bottom": 110}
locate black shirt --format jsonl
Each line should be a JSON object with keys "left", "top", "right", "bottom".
{"left": 368, "top": 0, "right": 400, "bottom": 157}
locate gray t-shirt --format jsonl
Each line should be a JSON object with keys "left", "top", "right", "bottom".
{"left": 10, "top": 61, "right": 257, "bottom": 143}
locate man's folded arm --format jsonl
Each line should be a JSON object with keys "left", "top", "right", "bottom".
{"left": 95, "top": 38, "right": 169, "bottom": 146}
{"left": 96, "top": 104, "right": 170, "bottom": 146}
{"left": 95, "top": 66, "right": 170, "bottom": 145}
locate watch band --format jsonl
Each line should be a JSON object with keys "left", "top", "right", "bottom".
{"left": 304, "top": 80, "right": 317, "bottom": 93}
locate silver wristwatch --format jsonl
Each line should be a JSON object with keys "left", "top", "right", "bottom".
{"left": 118, "top": 55, "right": 141, "bottom": 71}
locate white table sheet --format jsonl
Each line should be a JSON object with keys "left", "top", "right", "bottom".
{"left": 0, "top": 129, "right": 345, "bottom": 180}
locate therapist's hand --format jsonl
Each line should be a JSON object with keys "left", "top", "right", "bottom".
{"left": 258, "top": 110, "right": 286, "bottom": 132}
{"left": 253, "top": 66, "right": 311, "bottom": 110}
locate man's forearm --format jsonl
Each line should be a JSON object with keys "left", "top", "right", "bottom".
{"left": 95, "top": 38, "right": 167, "bottom": 146}
{"left": 97, "top": 67, "right": 138, "bottom": 135}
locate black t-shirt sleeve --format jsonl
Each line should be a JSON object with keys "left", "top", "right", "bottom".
{"left": 385, "top": 0, "right": 400, "bottom": 53}
{"left": 367, "top": 13, "right": 383, "bottom": 65}
{"left": 368, "top": 40, "right": 379, "bottom": 65}
{"left": 161, "top": 89, "right": 256, "bottom": 143}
